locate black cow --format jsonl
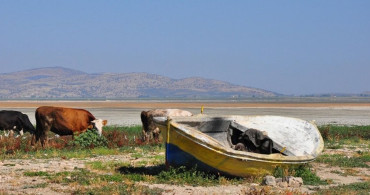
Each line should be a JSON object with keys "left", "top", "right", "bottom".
{"left": 0, "top": 110, "right": 35, "bottom": 136}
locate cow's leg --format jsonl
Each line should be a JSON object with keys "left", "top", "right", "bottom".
{"left": 153, "top": 127, "right": 161, "bottom": 141}
{"left": 9, "top": 130, "right": 14, "bottom": 137}
{"left": 142, "top": 129, "right": 148, "bottom": 142}
{"left": 40, "top": 133, "right": 48, "bottom": 147}
{"left": 39, "top": 125, "right": 51, "bottom": 148}
{"left": 35, "top": 123, "right": 51, "bottom": 148}
{"left": 142, "top": 129, "right": 154, "bottom": 142}
{"left": 31, "top": 134, "right": 36, "bottom": 145}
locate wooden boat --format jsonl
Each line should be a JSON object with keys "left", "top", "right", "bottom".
{"left": 153, "top": 115, "right": 324, "bottom": 177}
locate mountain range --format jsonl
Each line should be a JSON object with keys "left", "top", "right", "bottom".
{"left": 0, "top": 67, "right": 277, "bottom": 99}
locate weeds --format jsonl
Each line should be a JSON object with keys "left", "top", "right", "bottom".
{"left": 316, "top": 153, "right": 370, "bottom": 168}
{"left": 23, "top": 168, "right": 163, "bottom": 194}
{"left": 273, "top": 165, "right": 327, "bottom": 185}
{"left": 24, "top": 171, "right": 50, "bottom": 177}
{"left": 330, "top": 169, "right": 359, "bottom": 176}
{"left": 73, "top": 183, "right": 164, "bottom": 195}
{"left": 157, "top": 166, "right": 220, "bottom": 186}
{"left": 314, "top": 182, "right": 370, "bottom": 195}
{"left": 22, "top": 183, "right": 48, "bottom": 189}
{"left": 319, "top": 125, "right": 370, "bottom": 141}
{"left": 117, "top": 164, "right": 246, "bottom": 186}
{"left": 0, "top": 125, "right": 164, "bottom": 159}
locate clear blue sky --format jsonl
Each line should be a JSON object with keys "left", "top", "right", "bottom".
{"left": 1, "top": 1, "right": 369, "bottom": 95}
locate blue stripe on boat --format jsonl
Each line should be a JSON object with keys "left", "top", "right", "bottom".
{"left": 166, "top": 143, "right": 230, "bottom": 176}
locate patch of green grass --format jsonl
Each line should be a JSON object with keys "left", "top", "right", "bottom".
{"left": 273, "top": 165, "right": 327, "bottom": 186}
{"left": 47, "top": 171, "right": 70, "bottom": 184}
{"left": 314, "top": 182, "right": 370, "bottom": 195}
{"left": 158, "top": 166, "right": 246, "bottom": 186}
{"left": 330, "top": 168, "right": 359, "bottom": 177}
{"left": 293, "top": 166, "right": 327, "bottom": 185}
{"left": 28, "top": 167, "right": 163, "bottom": 194}
{"left": 319, "top": 125, "right": 370, "bottom": 141}
{"left": 22, "top": 183, "right": 48, "bottom": 189}
{"left": 86, "top": 161, "right": 130, "bottom": 172}
{"left": 24, "top": 171, "right": 50, "bottom": 177}
{"left": 42, "top": 168, "right": 125, "bottom": 185}
{"left": 316, "top": 153, "right": 370, "bottom": 168}
{"left": 73, "top": 183, "right": 164, "bottom": 195}
{"left": 117, "top": 165, "right": 246, "bottom": 186}
{"left": 157, "top": 166, "right": 215, "bottom": 186}
{"left": 23, "top": 147, "right": 119, "bottom": 159}
{"left": 3, "top": 163, "right": 16, "bottom": 166}
{"left": 2, "top": 144, "right": 164, "bottom": 160}
{"left": 104, "top": 125, "right": 142, "bottom": 135}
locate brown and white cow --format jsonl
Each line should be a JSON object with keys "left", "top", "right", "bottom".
{"left": 32, "top": 106, "right": 107, "bottom": 147}
{"left": 140, "top": 109, "right": 193, "bottom": 141}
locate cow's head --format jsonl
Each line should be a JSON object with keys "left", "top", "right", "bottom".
{"left": 90, "top": 119, "right": 108, "bottom": 136}
{"left": 20, "top": 114, "right": 36, "bottom": 135}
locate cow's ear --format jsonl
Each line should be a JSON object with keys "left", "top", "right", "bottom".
{"left": 103, "top": 120, "right": 107, "bottom": 126}
{"left": 87, "top": 124, "right": 94, "bottom": 129}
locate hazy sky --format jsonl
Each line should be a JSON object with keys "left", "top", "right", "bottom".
{"left": 1, "top": 1, "right": 369, "bottom": 95}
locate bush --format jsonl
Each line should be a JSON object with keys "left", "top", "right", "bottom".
{"left": 318, "top": 125, "right": 370, "bottom": 140}
{"left": 71, "top": 130, "right": 108, "bottom": 148}
{"left": 103, "top": 129, "right": 129, "bottom": 148}
{"left": 293, "top": 165, "right": 327, "bottom": 185}
{"left": 273, "top": 165, "right": 327, "bottom": 185}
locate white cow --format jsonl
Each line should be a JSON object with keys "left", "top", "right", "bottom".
{"left": 140, "top": 109, "right": 193, "bottom": 141}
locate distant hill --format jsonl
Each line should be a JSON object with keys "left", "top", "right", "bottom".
{"left": 0, "top": 67, "right": 277, "bottom": 99}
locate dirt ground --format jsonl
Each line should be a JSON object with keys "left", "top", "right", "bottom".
{"left": 0, "top": 148, "right": 369, "bottom": 195}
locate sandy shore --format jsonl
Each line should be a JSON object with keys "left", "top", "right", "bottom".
{"left": 2, "top": 101, "right": 370, "bottom": 126}
{"left": 1, "top": 100, "right": 370, "bottom": 108}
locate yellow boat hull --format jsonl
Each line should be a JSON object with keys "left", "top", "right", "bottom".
{"left": 155, "top": 115, "right": 324, "bottom": 177}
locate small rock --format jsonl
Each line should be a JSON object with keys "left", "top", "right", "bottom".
{"left": 278, "top": 181, "right": 288, "bottom": 188}
{"left": 250, "top": 183, "right": 259, "bottom": 186}
{"left": 307, "top": 185, "right": 320, "bottom": 190}
{"left": 262, "top": 175, "right": 276, "bottom": 186}
{"left": 285, "top": 176, "right": 303, "bottom": 187}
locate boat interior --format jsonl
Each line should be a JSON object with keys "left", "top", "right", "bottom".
{"left": 177, "top": 117, "right": 291, "bottom": 156}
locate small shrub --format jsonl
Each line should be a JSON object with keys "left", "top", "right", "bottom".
{"left": 24, "top": 171, "right": 50, "bottom": 177}
{"left": 294, "top": 165, "right": 327, "bottom": 185}
{"left": 71, "top": 130, "right": 108, "bottom": 148}
{"left": 317, "top": 154, "right": 370, "bottom": 168}
{"left": 103, "top": 129, "right": 129, "bottom": 148}
{"left": 156, "top": 166, "right": 243, "bottom": 186}
{"left": 273, "top": 165, "right": 327, "bottom": 185}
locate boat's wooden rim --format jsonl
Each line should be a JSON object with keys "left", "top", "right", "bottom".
{"left": 155, "top": 114, "right": 324, "bottom": 163}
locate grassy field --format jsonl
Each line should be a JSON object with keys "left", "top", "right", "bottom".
{"left": 1, "top": 124, "right": 369, "bottom": 194}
